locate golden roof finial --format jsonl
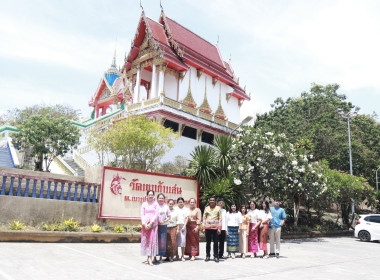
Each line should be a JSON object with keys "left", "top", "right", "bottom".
{"left": 182, "top": 69, "right": 197, "bottom": 107}
{"left": 199, "top": 76, "right": 212, "bottom": 114}
{"left": 215, "top": 82, "right": 226, "bottom": 119}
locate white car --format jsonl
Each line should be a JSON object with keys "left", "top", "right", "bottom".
{"left": 354, "top": 214, "right": 380, "bottom": 242}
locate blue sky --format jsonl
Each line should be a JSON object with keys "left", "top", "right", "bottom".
{"left": 1, "top": 0, "right": 380, "bottom": 121}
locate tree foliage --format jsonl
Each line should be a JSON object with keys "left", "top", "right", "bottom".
{"left": 3, "top": 104, "right": 81, "bottom": 125}
{"left": 325, "top": 169, "right": 375, "bottom": 227}
{"left": 159, "top": 156, "right": 189, "bottom": 175}
{"left": 187, "top": 134, "right": 249, "bottom": 209}
{"left": 187, "top": 145, "right": 217, "bottom": 188}
{"left": 229, "top": 127, "right": 327, "bottom": 225}
{"left": 213, "top": 134, "right": 232, "bottom": 176}
{"left": 200, "top": 175, "right": 247, "bottom": 210}
{"left": 12, "top": 114, "right": 80, "bottom": 171}
{"left": 88, "top": 115, "right": 177, "bottom": 171}
{"left": 254, "top": 83, "right": 380, "bottom": 185}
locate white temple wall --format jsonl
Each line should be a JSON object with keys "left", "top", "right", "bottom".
{"left": 205, "top": 76, "right": 219, "bottom": 113}
{"left": 191, "top": 70, "right": 206, "bottom": 106}
{"left": 225, "top": 97, "right": 240, "bottom": 123}
{"left": 161, "top": 135, "right": 211, "bottom": 163}
{"left": 178, "top": 69, "right": 192, "bottom": 101}
{"left": 164, "top": 73, "right": 178, "bottom": 100}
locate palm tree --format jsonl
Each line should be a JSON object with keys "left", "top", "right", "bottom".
{"left": 200, "top": 174, "right": 248, "bottom": 210}
{"left": 213, "top": 134, "right": 232, "bottom": 176}
{"left": 187, "top": 145, "right": 217, "bottom": 188}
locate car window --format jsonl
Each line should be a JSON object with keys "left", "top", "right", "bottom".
{"left": 369, "top": 216, "right": 380, "bottom": 223}
{"left": 364, "top": 216, "right": 371, "bottom": 221}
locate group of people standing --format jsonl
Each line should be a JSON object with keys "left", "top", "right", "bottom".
{"left": 140, "top": 190, "right": 286, "bottom": 265}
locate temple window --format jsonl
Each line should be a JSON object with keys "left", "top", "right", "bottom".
{"left": 182, "top": 126, "right": 197, "bottom": 140}
{"left": 163, "top": 120, "right": 179, "bottom": 132}
{"left": 201, "top": 131, "right": 214, "bottom": 145}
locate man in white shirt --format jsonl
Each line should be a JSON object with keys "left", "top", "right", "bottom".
{"left": 217, "top": 198, "right": 227, "bottom": 259}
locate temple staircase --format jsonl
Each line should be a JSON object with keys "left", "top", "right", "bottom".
{"left": 0, "top": 145, "right": 15, "bottom": 168}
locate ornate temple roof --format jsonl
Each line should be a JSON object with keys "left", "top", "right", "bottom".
{"left": 124, "top": 12, "right": 188, "bottom": 73}
{"left": 89, "top": 53, "right": 124, "bottom": 107}
{"left": 122, "top": 11, "right": 250, "bottom": 101}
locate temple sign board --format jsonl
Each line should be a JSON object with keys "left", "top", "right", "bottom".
{"left": 99, "top": 166, "right": 199, "bottom": 220}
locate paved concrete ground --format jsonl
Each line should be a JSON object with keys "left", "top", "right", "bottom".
{"left": 0, "top": 237, "right": 379, "bottom": 280}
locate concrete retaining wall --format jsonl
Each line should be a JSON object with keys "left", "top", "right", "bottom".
{"left": 0, "top": 196, "right": 99, "bottom": 225}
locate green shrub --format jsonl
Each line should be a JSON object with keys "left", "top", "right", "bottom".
{"left": 9, "top": 220, "right": 26, "bottom": 230}
{"left": 298, "top": 225, "right": 311, "bottom": 232}
{"left": 91, "top": 224, "right": 102, "bottom": 232}
{"left": 113, "top": 224, "right": 125, "bottom": 233}
{"left": 62, "top": 218, "right": 80, "bottom": 232}
{"left": 314, "top": 224, "right": 324, "bottom": 232}
{"left": 41, "top": 223, "right": 64, "bottom": 231}
{"left": 124, "top": 224, "right": 142, "bottom": 233}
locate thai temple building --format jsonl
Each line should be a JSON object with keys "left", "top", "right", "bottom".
{"left": 0, "top": 8, "right": 251, "bottom": 175}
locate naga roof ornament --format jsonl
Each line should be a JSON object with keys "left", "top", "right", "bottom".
{"left": 160, "top": 10, "right": 185, "bottom": 58}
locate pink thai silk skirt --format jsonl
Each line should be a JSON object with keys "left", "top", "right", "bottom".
{"left": 166, "top": 226, "right": 178, "bottom": 258}
{"left": 185, "top": 221, "right": 200, "bottom": 256}
{"left": 248, "top": 222, "right": 259, "bottom": 253}
{"left": 141, "top": 224, "right": 158, "bottom": 256}
{"left": 259, "top": 223, "right": 269, "bottom": 250}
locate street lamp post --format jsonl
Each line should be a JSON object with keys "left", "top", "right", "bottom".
{"left": 229, "top": 116, "right": 253, "bottom": 136}
{"left": 376, "top": 166, "right": 380, "bottom": 192}
{"left": 337, "top": 107, "right": 359, "bottom": 217}
{"left": 347, "top": 116, "right": 353, "bottom": 176}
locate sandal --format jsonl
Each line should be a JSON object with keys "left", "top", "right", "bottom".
{"left": 181, "top": 256, "right": 185, "bottom": 262}
{"left": 263, "top": 255, "right": 269, "bottom": 259}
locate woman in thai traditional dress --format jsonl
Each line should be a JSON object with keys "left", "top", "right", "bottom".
{"left": 247, "top": 200, "right": 261, "bottom": 257}
{"left": 226, "top": 202, "right": 241, "bottom": 258}
{"left": 176, "top": 197, "right": 189, "bottom": 261}
{"left": 239, "top": 204, "right": 251, "bottom": 259}
{"left": 165, "top": 199, "right": 178, "bottom": 262}
{"left": 185, "top": 198, "right": 202, "bottom": 261}
{"left": 259, "top": 201, "right": 272, "bottom": 259}
{"left": 140, "top": 190, "right": 159, "bottom": 266}
{"left": 156, "top": 193, "right": 171, "bottom": 263}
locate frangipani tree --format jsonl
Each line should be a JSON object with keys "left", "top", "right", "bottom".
{"left": 229, "top": 127, "right": 327, "bottom": 225}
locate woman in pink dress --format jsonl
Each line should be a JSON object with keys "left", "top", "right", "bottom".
{"left": 247, "top": 200, "right": 261, "bottom": 257}
{"left": 140, "top": 190, "right": 159, "bottom": 266}
{"left": 258, "top": 201, "right": 272, "bottom": 259}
